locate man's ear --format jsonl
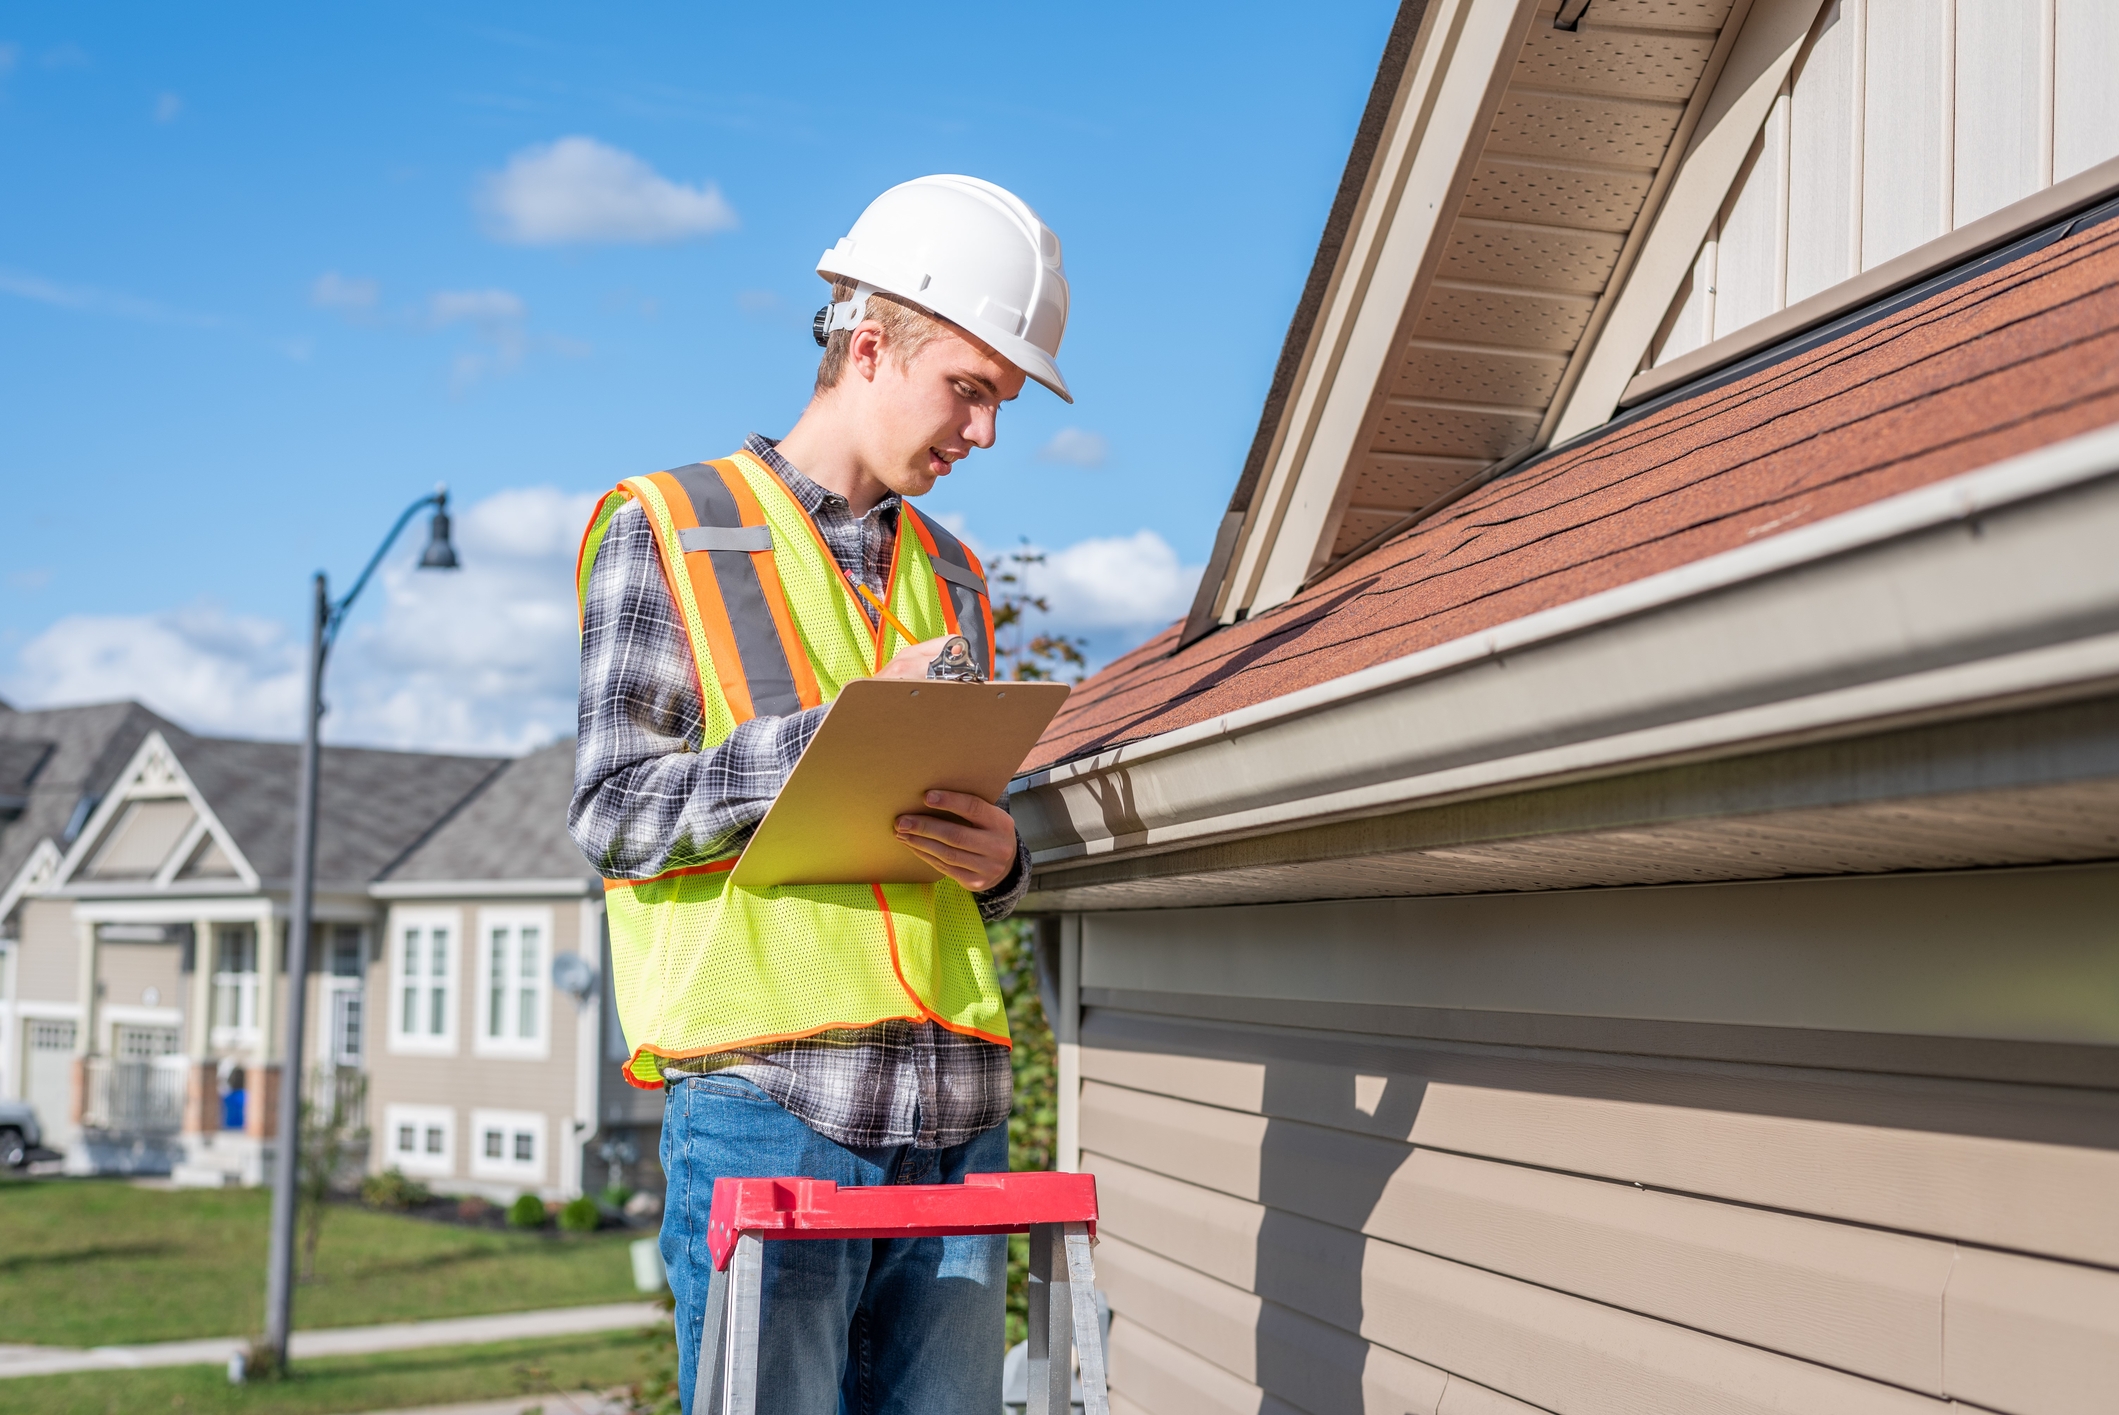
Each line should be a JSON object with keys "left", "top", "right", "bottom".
{"left": 846, "top": 323, "right": 887, "bottom": 384}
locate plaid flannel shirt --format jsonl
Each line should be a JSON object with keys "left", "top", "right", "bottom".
{"left": 570, "top": 434, "right": 1021, "bottom": 1149}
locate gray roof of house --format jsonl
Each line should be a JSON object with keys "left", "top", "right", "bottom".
{"left": 0, "top": 700, "right": 179, "bottom": 891}
{"left": 380, "top": 738, "right": 591, "bottom": 884}
{"left": 175, "top": 735, "right": 505, "bottom": 890}
{"left": 0, "top": 699, "right": 569, "bottom": 895}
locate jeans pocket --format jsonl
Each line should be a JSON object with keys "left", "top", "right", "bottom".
{"left": 676, "top": 1073, "right": 774, "bottom": 1104}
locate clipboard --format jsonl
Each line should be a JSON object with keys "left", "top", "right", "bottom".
{"left": 728, "top": 677, "right": 1071, "bottom": 887}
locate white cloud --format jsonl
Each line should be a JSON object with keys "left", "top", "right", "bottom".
{"left": 0, "top": 266, "right": 221, "bottom": 328}
{"left": 5, "top": 496, "right": 1199, "bottom": 752}
{"left": 322, "top": 486, "right": 594, "bottom": 751}
{"left": 10, "top": 603, "right": 306, "bottom": 740}
{"left": 307, "top": 277, "right": 568, "bottom": 389}
{"left": 1037, "top": 427, "right": 1109, "bottom": 468}
{"left": 153, "top": 91, "right": 182, "bottom": 123}
{"left": 428, "top": 288, "right": 530, "bottom": 391}
{"left": 311, "top": 271, "right": 379, "bottom": 312}
{"left": 3, "top": 486, "right": 598, "bottom": 754}
{"left": 430, "top": 288, "right": 526, "bottom": 326}
{"left": 1027, "top": 530, "right": 1200, "bottom": 630}
{"left": 476, "top": 136, "right": 738, "bottom": 246}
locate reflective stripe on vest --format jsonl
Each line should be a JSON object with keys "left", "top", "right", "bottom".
{"left": 658, "top": 462, "right": 820, "bottom": 721}
{"left": 575, "top": 450, "right": 1010, "bottom": 1087}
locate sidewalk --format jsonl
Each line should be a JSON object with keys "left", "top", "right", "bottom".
{"left": 348, "top": 1394, "right": 630, "bottom": 1415}
{"left": 0, "top": 1301, "right": 666, "bottom": 1381}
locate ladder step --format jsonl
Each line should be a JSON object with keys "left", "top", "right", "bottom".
{"left": 705, "top": 1170, "right": 1098, "bottom": 1270}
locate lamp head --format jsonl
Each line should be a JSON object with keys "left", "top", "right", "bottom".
{"left": 419, "top": 486, "right": 460, "bottom": 570}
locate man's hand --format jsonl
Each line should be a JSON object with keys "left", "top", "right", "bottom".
{"left": 895, "top": 789, "right": 1019, "bottom": 892}
{"left": 875, "top": 637, "right": 949, "bottom": 681}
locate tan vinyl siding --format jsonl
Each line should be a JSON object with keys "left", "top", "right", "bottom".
{"left": 1074, "top": 876, "right": 2119, "bottom": 1415}
{"left": 365, "top": 896, "right": 590, "bottom": 1192}
{"left": 1653, "top": 0, "right": 2119, "bottom": 367}
{"left": 14, "top": 899, "right": 78, "bottom": 1004}
{"left": 97, "top": 941, "right": 182, "bottom": 1018}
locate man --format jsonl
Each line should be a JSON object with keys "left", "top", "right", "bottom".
{"left": 569, "top": 175, "right": 1072, "bottom": 1414}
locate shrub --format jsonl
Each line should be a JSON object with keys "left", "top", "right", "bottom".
{"left": 456, "top": 1195, "right": 494, "bottom": 1224}
{"left": 507, "top": 1192, "right": 549, "bottom": 1229}
{"left": 599, "top": 1183, "right": 635, "bottom": 1210}
{"left": 360, "top": 1168, "right": 431, "bottom": 1211}
{"left": 558, "top": 1196, "right": 600, "bottom": 1233}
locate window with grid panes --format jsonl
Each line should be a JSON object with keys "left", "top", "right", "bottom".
{"left": 389, "top": 915, "right": 455, "bottom": 1053}
{"left": 475, "top": 912, "right": 548, "bottom": 1056}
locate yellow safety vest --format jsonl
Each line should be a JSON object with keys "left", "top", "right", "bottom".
{"left": 575, "top": 449, "right": 1009, "bottom": 1088}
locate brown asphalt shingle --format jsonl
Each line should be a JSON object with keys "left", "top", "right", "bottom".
{"left": 1029, "top": 216, "right": 2119, "bottom": 774}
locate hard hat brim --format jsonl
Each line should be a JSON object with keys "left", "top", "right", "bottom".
{"left": 818, "top": 256, "right": 1073, "bottom": 404}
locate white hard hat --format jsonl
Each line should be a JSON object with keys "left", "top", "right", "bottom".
{"left": 816, "top": 175, "right": 1072, "bottom": 403}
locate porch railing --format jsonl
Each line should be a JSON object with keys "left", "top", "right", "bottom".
{"left": 307, "top": 1065, "right": 369, "bottom": 1134}
{"left": 82, "top": 1055, "right": 189, "bottom": 1135}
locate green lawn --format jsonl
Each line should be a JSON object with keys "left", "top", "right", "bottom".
{"left": 0, "top": 1330, "right": 655, "bottom": 1415}
{"left": 0, "top": 1181, "right": 644, "bottom": 1348}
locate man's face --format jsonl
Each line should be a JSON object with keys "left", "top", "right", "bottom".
{"left": 857, "top": 323, "right": 1027, "bottom": 499}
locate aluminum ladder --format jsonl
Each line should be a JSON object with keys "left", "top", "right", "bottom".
{"left": 696, "top": 1170, "right": 1109, "bottom": 1415}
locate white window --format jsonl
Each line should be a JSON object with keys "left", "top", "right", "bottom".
{"left": 114, "top": 1025, "right": 179, "bottom": 1060}
{"left": 473, "top": 909, "right": 551, "bottom": 1059}
{"left": 469, "top": 1108, "right": 547, "bottom": 1185}
{"left": 209, "top": 925, "right": 259, "bottom": 1048}
{"left": 382, "top": 1103, "right": 454, "bottom": 1177}
{"left": 328, "top": 987, "right": 364, "bottom": 1067}
{"left": 387, "top": 909, "right": 459, "bottom": 1056}
{"left": 320, "top": 924, "right": 366, "bottom": 1068}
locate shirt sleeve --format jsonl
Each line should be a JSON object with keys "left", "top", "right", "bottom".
{"left": 973, "top": 834, "right": 1034, "bottom": 923}
{"left": 569, "top": 501, "right": 826, "bottom": 879}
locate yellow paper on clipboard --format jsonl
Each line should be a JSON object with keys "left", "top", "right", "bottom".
{"left": 728, "top": 677, "right": 1070, "bottom": 887}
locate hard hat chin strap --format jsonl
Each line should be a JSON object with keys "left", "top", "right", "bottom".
{"left": 811, "top": 282, "right": 883, "bottom": 347}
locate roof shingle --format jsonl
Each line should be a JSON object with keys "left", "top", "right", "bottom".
{"left": 1032, "top": 213, "right": 2119, "bottom": 773}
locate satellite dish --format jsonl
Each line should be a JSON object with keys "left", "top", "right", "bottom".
{"left": 551, "top": 951, "right": 598, "bottom": 999}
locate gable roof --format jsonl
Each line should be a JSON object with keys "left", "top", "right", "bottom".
{"left": 0, "top": 701, "right": 179, "bottom": 900}
{"left": 378, "top": 738, "right": 592, "bottom": 886}
{"left": 174, "top": 736, "right": 504, "bottom": 890}
{"left": 1033, "top": 197, "right": 2119, "bottom": 773}
{"left": 1187, "top": 0, "right": 1815, "bottom": 633}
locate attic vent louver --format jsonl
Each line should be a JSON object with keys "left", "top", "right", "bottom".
{"left": 1554, "top": 0, "right": 1592, "bottom": 31}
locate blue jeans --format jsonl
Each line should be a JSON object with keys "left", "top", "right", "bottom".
{"left": 660, "top": 1074, "right": 1007, "bottom": 1415}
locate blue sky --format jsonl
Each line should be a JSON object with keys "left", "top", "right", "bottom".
{"left": 0, "top": 2, "right": 1397, "bottom": 752}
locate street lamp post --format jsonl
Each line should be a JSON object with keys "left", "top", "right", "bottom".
{"left": 261, "top": 487, "right": 459, "bottom": 1375}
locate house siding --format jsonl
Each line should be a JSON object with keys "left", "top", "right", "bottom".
{"left": 15, "top": 898, "right": 79, "bottom": 1005}
{"left": 365, "top": 896, "right": 593, "bottom": 1197}
{"left": 96, "top": 941, "right": 183, "bottom": 1031}
{"left": 1072, "top": 864, "right": 2119, "bottom": 1415}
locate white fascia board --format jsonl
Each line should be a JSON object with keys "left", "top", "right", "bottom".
{"left": 49, "top": 732, "right": 168, "bottom": 888}
{"left": 1550, "top": 0, "right": 1824, "bottom": 443}
{"left": 1012, "top": 422, "right": 2119, "bottom": 867}
{"left": 50, "top": 731, "right": 261, "bottom": 893}
{"left": 0, "top": 839, "right": 63, "bottom": 923}
{"left": 1228, "top": 0, "right": 1538, "bottom": 616}
{"left": 71, "top": 897, "right": 273, "bottom": 925}
{"left": 370, "top": 878, "right": 596, "bottom": 900}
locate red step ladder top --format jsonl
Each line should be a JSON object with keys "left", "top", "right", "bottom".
{"left": 705, "top": 1170, "right": 1098, "bottom": 1271}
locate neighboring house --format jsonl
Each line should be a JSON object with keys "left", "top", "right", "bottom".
{"left": 370, "top": 739, "right": 663, "bottom": 1202}
{"left": 0, "top": 699, "right": 175, "bottom": 1148}
{"left": 1012, "top": 4, "right": 2119, "bottom": 1413}
{"left": 0, "top": 700, "right": 645, "bottom": 1199}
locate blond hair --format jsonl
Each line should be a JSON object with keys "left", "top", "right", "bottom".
{"left": 814, "top": 278, "right": 948, "bottom": 393}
